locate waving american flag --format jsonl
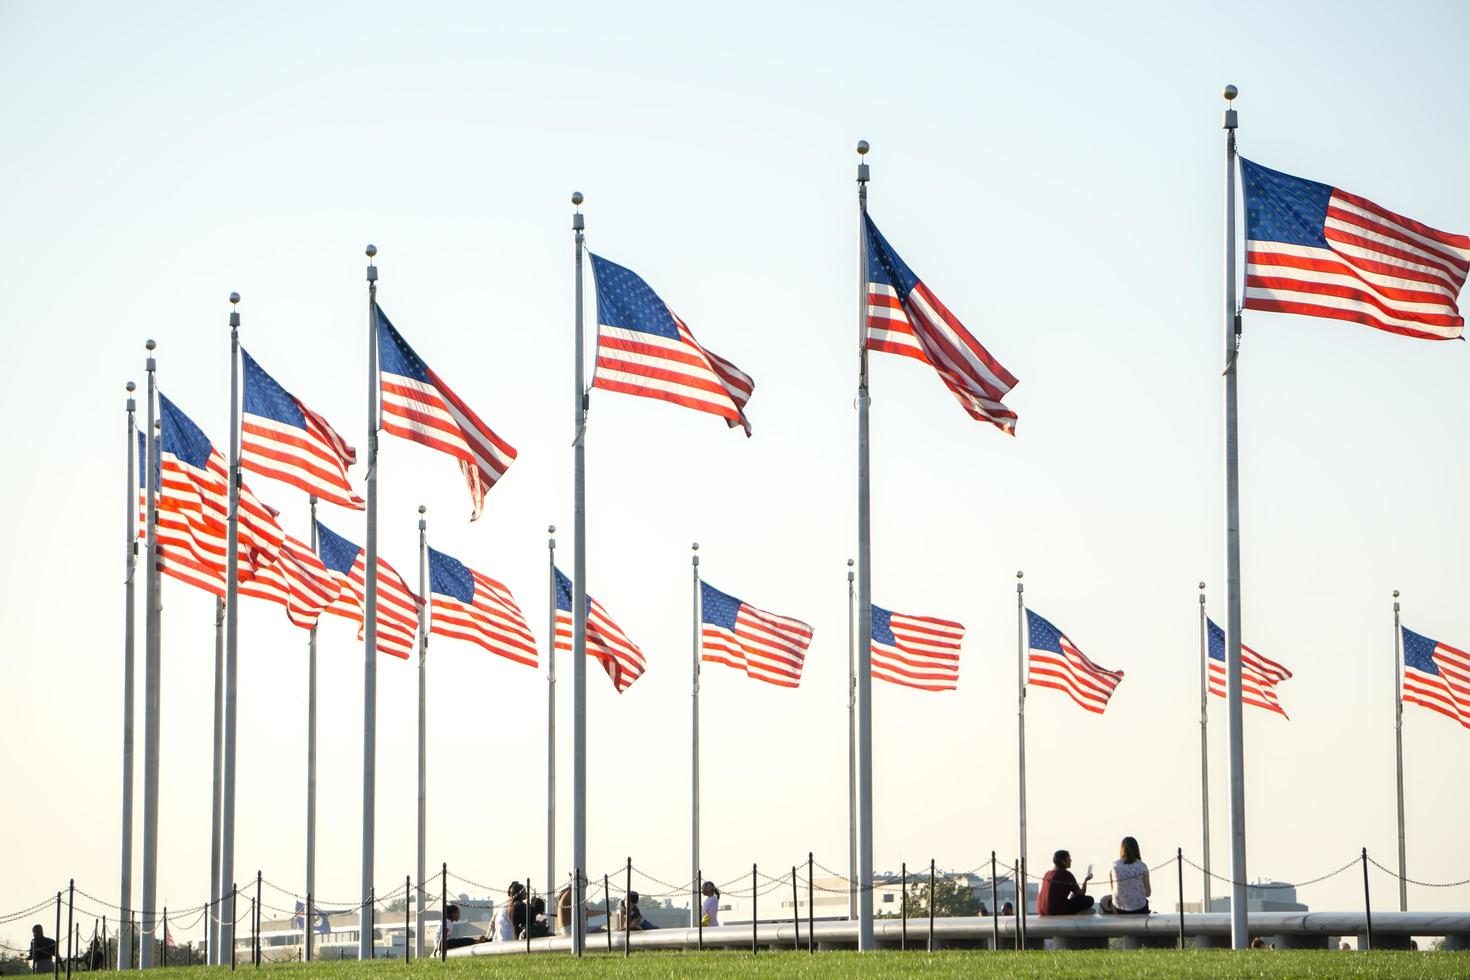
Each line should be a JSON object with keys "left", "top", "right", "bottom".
{"left": 1402, "top": 626, "right": 1470, "bottom": 730}
{"left": 870, "top": 604, "right": 964, "bottom": 692}
{"left": 428, "top": 546, "right": 538, "bottom": 668}
{"left": 553, "top": 568, "right": 645, "bottom": 693}
{"left": 1207, "top": 619, "right": 1292, "bottom": 719}
{"left": 238, "top": 533, "right": 342, "bottom": 631}
{"left": 865, "top": 214, "right": 1018, "bottom": 433}
{"left": 700, "top": 582, "right": 813, "bottom": 688}
{"left": 589, "top": 254, "right": 754, "bottom": 435}
{"left": 315, "top": 520, "right": 421, "bottom": 659}
{"left": 240, "top": 349, "right": 363, "bottom": 510}
{"left": 1241, "top": 158, "right": 1470, "bottom": 341}
{"left": 1026, "top": 610, "right": 1123, "bottom": 714}
{"left": 377, "top": 305, "right": 517, "bottom": 520}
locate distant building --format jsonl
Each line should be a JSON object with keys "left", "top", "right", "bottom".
{"left": 196, "top": 895, "right": 492, "bottom": 961}
{"left": 1205, "top": 881, "right": 1308, "bottom": 914}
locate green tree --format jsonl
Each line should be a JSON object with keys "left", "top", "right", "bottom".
{"left": 901, "top": 878, "right": 981, "bottom": 918}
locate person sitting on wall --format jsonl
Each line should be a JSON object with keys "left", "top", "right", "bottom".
{"left": 437, "top": 904, "right": 488, "bottom": 952}
{"left": 1035, "top": 849, "right": 1094, "bottom": 915}
{"left": 1098, "top": 836, "right": 1151, "bottom": 915}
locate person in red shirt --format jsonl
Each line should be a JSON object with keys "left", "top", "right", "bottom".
{"left": 1036, "top": 849, "right": 1094, "bottom": 915}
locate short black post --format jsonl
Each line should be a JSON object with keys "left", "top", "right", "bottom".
{"left": 928, "top": 859, "right": 936, "bottom": 953}
{"left": 1012, "top": 861, "right": 1020, "bottom": 951}
{"left": 405, "top": 875, "right": 412, "bottom": 963}
{"left": 305, "top": 892, "right": 313, "bottom": 963}
{"left": 525, "top": 877, "right": 532, "bottom": 955}
{"left": 751, "top": 864, "right": 758, "bottom": 956}
{"left": 625, "top": 858, "right": 633, "bottom": 958}
{"left": 697, "top": 868, "right": 704, "bottom": 951}
{"left": 807, "top": 852, "right": 814, "bottom": 954}
{"left": 368, "top": 887, "right": 374, "bottom": 961}
{"left": 440, "top": 863, "right": 448, "bottom": 962}
{"left": 990, "top": 852, "right": 998, "bottom": 950}
{"left": 1361, "top": 847, "right": 1374, "bottom": 951}
{"left": 249, "top": 899, "right": 256, "bottom": 968}
{"left": 53, "top": 893, "right": 60, "bottom": 980}
{"left": 255, "top": 871, "right": 262, "bottom": 966}
{"left": 102, "top": 916, "right": 109, "bottom": 971}
{"left": 65, "top": 880, "right": 74, "bottom": 980}
{"left": 1176, "top": 847, "right": 1185, "bottom": 949}
{"left": 160, "top": 909, "right": 167, "bottom": 969}
{"left": 900, "top": 862, "right": 907, "bottom": 951}
{"left": 791, "top": 867, "right": 800, "bottom": 951}
{"left": 1019, "top": 857, "right": 1028, "bottom": 950}
{"left": 230, "top": 884, "right": 237, "bottom": 971}
{"left": 603, "top": 872, "right": 611, "bottom": 953}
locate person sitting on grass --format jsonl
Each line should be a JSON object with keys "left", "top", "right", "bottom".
{"left": 1036, "top": 849, "right": 1094, "bottom": 915}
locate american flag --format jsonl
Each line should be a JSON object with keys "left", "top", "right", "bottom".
{"left": 1206, "top": 618, "right": 1292, "bottom": 718}
{"left": 1026, "top": 610, "right": 1123, "bottom": 714}
{"left": 376, "top": 305, "right": 517, "bottom": 520}
{"left": 146, "top": 395, "right": 284, "bottom": 595}
{"left": 240, "top": 348, "right": 363, "bottom": 510}
{"left": 864, "top": 214, "right": 1019, "bottom": 432}
{"left": 588, "top": 254, "right": 754, "bottom": 435}
{"left": 427, "top": 546, "right": 538, "bottom": 668}
{"left": 870, "top": 604, "right": 964, "bottom": 692}
{"left": 700, "top": 581, "right": 813, "bottom": 688}
{"left": 1240, "top": 158, "right": 1470, "bottom": 341}
{"left": 315, "top": 520, "right": 421, "bottom": 659}
{"left": 1401, "top": 626, "right": 1470, "bottom": 730}
{"left": 553, "top": 567, "right": 645, "bottom": 692}
{"left": 238, "top": 533, "right": 342, "bottom": 630}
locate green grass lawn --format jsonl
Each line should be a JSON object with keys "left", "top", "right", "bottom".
{"left": 131, "top": 949, "right": 1467, "bottom": 978}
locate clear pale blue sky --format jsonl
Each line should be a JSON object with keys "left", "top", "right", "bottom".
{"left": 2, "top": 0, "right": 1469, "bottom": 940}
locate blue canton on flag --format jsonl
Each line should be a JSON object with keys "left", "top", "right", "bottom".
{"left": 1205, "top": 618, "right": 1291, "bottom": 718}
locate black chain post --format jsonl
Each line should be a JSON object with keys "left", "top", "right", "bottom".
{"left": 440, "top": 863, "right": 447, "bottom": 962}
{"left": 696, "top": 868, "right": 704, "bottom": 951}
{"left": 807, "top": 853, "right": 814, "bottom": 954}
{"left": 1361, "top": 847, "right": 1374, "bottom": 951}
{"left": 750, "top": 864, "right": 758, "bottom": 956}
{"left": 1176, "top": 847, "right": 1185, "bottom": 949}
{"left": 791, "top": 868, "right": 799, "bottom": 951}
{"left": 990, "top": 852, "right": 998, "bottom": 950}
{"left": 900, "top": 862, "right": 907, "bottom": 951}
{"left": 928, "top": 859, "right": 935, "bottom": 953}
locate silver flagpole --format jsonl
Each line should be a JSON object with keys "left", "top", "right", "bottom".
{"left": 854, "top": 139, "right": 875, "bottom": 953}
{"left": 305, "top": 497, "right": 319, "bottom": 961}
{"left": 207, "top": 593, "right": 224, "bottom": 964}
{"left": 415, "top": 505, "right": 428, "bottom": 957}
{"left": 1016, "top": 571, "right": 1026, "bottom": 874}
{"left": 570, "top": 192, "right": 588, "bottom": 955}
{"left": 1198, "top": 582, "right": 1211, "bottom": 912}
{"left": 361, "top": 244, "right": 380, "bottom": 960}
{"left": 690, "top": 542, "right": 701, "bottom": 927}
{"left": 139, "top": 340, "right": 159, "bottom": 969}
{"left": 219, "top": 292, "right": 244, "bottom": 967}
{"left": 119, "top": 381, "right": 137, "bottom": 971}
{"left": 846, "top": 558, "right": 856, "bottom": 921}
{"left": 1393, "top": 589, "right": 1406, "bottom": 911}
{"left": 546, "top": 525, "right": 557, "bottom": 899}
{"left": 1219, "top": 83, "right": 1249, "bottom": 950}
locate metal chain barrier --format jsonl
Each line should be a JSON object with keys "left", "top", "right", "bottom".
{"left": 1180, "top": 853, "right": 1360, "bottom": 889}
{"left": 1365, "top": 855, "right": 1470, "bottom": 888}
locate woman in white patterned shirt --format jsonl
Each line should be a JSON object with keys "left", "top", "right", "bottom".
{"left": 1100, "top": 836, "right": 1151, "bottom": 914}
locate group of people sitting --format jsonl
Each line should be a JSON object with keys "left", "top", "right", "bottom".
{"left": 1037, "top": 836, "right": 1152, "bottom": 916}
{"left": 436, "top": 881, "right": 554, "bottom": 953}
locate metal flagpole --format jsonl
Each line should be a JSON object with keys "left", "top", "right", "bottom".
{"left": 139, "top": 341, "right": 160, "bottom": 969}
{"left": 415, "top": 505, "right": 428, "bottom": 957}
{"left": 361, "top": 244, "right": 380, "bottom": 959}
{"left": 1199, "top": 581, "right": 1211, "bottom": 911}
{"left": 208, "top": 593, "right": 224, "bottom": 963}
{"left": 1393, "top": 590, "right": 1406, "bottom": 911}
{"left": 846, "top": 557, "right": 856, "bottom": 921}
{"left": 1219, "top": 83, "right": 1249, "bottom": 950}
{"left": 570, "top": 192, "right": 588, "bottom": 956}
{"left": 119, "top": 381, "right": 138, "bottom": 971}
{"left": 690, "top": 542, "right": 701, "bottom": 927}
{"left": 305, "top": 497, "right": 319, "bottom": 962}
{"left": 220, "top": 292, "right": 245, "bottom": 967}
{"left": 546, "top": 525, "right": 557, "bottom": 897}
{"left": 1016, "top": 571, "right": 1027, "bottom": 873}
{"left": 854, "top": 139, "right": 875, "bottom": 952}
